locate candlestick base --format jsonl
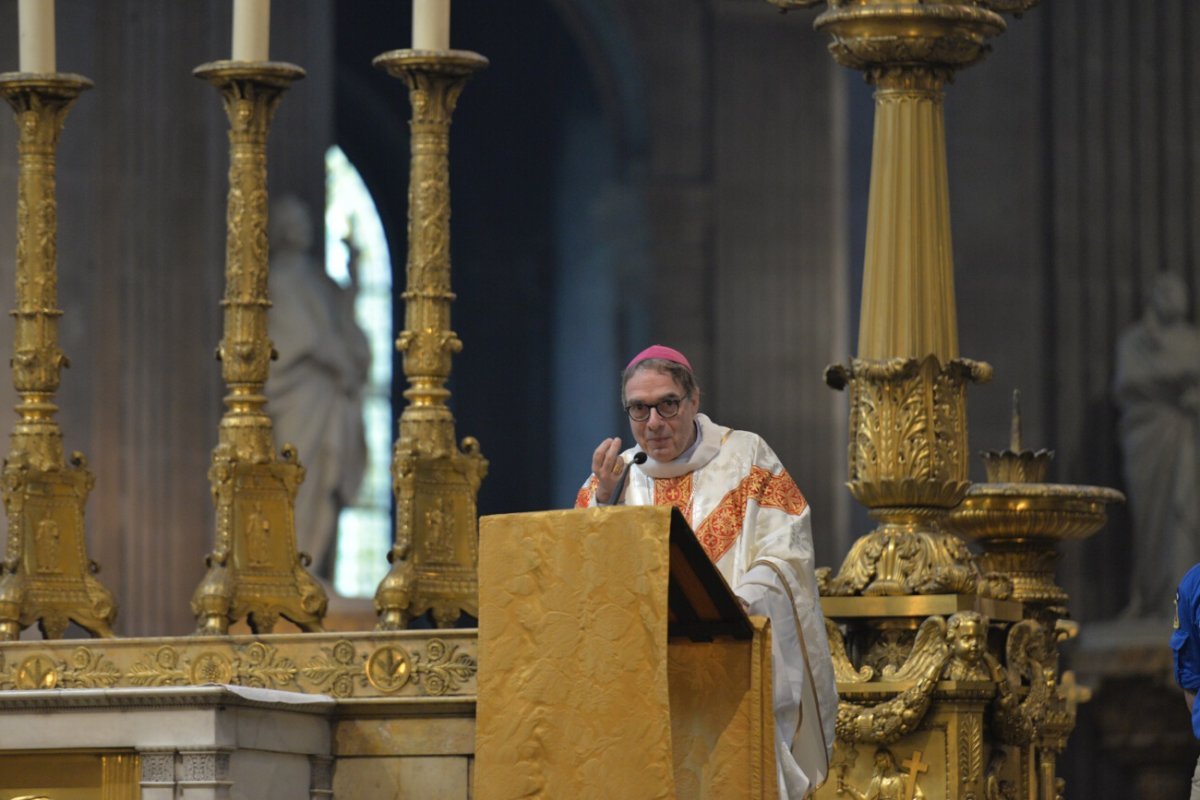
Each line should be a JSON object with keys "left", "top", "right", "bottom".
{"left": 0, "top": 452, "right": 116, "bottom": 640}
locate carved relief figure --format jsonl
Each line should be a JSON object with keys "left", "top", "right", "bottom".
{"left": 1114, "top": 272, "right": 1200, "bottom": 618}
{"left": 984, "top": 749, "right": 1015, "bottom": 800}
{"left": 423, "top": 497, "right": 455, "bottom": 563}
{"left": 246, "top": 502, "right": 271, "bottom": 567}
{"left": 265, "top": 195, "right": 370, "bottom": 578}
{"left": 34, "top": 518, "right": 60, "bottom": 574}
{"left": 837, "top": 746, "right": 925, "bottom": 800}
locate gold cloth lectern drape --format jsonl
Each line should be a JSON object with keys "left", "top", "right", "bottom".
{"left": 476, "top": 506, "right": 778, "bottom": 799}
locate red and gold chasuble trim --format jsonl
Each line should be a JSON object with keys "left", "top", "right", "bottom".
{"left": 652, "top": 473, "right": 694, "bottom": 528}
{"left": 693, "top": 466, "right": 808, "bottom": 563}
{"left": 575, "top": 475, "right": 599, "bottom": 509}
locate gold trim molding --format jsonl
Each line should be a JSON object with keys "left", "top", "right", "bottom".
{"left": 0, "top": 630, "right": 476, "bottom": 700}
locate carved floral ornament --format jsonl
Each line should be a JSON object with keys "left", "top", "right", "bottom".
{"left": 0, "top": 637, "right": 477, "bottom": 698}
{"left": 825, "top": 357, "right": 992, "bottom": 502}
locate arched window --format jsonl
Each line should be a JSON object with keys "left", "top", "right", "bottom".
{"left": 325, "top": 145, "right": 393, "bottom": 598}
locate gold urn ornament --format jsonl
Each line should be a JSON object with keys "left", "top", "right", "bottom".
{"left": 945, "top": 392, "right": 1124, "bottom": 616}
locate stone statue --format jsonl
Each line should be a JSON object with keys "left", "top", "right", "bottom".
{"left": 266, "top": 195, "right": 371, "bottom": 579}
{"left": 1114, "top": 272, "right": 1200, "bottom": 619}
{"left": 984, "top": 749, "right": 1015, "bottom": 800}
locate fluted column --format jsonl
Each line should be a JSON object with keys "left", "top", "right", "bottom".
{"left": 859, "top": 69, "right": 957, "bottom": 362}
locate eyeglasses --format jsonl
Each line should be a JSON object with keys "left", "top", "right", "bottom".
{"left": 625, "top": 394, "right": 688, "bottom": 422}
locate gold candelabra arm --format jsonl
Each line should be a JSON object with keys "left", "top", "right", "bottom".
{"left": 372, "top": 50, "right": 489, "bottom": 630}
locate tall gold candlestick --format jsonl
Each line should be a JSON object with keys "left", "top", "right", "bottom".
{"left": 803, "top": 2, "right": 1016, "bottom": 597}
{"left": 0, "top": 73, "right": 116, "bottom": 639}
{"left": 372, "top": 50, "right": 488, "bottom": 630}
{"left": 189, "top": 61, "right": 326, "bottom": 635}
{"left": 763, "top": 4, "right": 1113, "bottom": 800}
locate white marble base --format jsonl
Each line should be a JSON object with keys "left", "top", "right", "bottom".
{"left": 0, "top": 685, "right": 335, "bottom": 799}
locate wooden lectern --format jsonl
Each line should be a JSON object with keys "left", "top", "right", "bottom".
{"left": 476, "top": 505, "right": 779, "bottom": 799}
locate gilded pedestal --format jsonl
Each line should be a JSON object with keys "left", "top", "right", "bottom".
{"left": 372, "top": 51, "right": 489, "bottom": 630}
{"left": 0, "top": 73, "right": 116, "bottom": 640}
{"left": 189, "top": 62, "right": 326, "bottom": 635}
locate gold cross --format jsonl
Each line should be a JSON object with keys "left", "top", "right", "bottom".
{"left": 902, "top": 749, "right": 929, "bottom": 800}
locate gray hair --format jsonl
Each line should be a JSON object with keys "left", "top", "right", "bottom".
{"left": 621, "top": 358, "right": 698, "bottom": 405}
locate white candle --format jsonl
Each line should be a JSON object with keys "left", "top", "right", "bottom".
{"left": 412, "top": 0, "right": 450, "bottom": 50}
{"left": 232, "top": 0, "right": 270, "bottom": 62}
{"left": 18, "top": 0, "right": 55, "bottom": 73}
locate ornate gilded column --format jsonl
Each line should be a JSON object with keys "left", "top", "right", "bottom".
{"left": 189, "top": 61, "right": 326, "bottom": 635}
{"left": 809, "top": 2, "right": 1013, "bottom": 597}
{"left": 0, "top": 72, "right": 116, "bottom": 640}
{"left": 372, "top": 50, "right": 488, "bottom": 630}
{"left": 761, "top": 2, "right": 1117, "bottom": 799}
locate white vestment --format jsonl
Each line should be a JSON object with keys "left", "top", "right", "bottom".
{"left": 577, "top": 413, "right": 838, "bottom": 798}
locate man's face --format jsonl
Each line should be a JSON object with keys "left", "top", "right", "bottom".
{"left": 624, "top": 367, "right": 699, "bottom": 462}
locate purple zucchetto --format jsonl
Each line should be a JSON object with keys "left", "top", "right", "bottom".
{"left": 625, "top": 345, "right": 693, "bottom": 373}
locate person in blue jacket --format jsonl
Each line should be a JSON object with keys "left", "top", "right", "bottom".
{"left": 1171, "top": 563, "right": 1200, "bottom": 798}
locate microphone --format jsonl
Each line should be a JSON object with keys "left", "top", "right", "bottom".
{"left": 607, "top": 450, "right": 647, "bottom": 504}
{"left": 611, "top": 450, "right": 648, "bottom": 474}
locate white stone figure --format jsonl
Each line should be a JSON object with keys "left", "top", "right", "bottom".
{"left": 1114, "top": 272, "right": 1200, "bottom": 619}
{"left": 266, "top": 195, "right": 371, "bottom": 579}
